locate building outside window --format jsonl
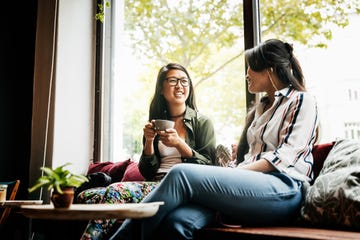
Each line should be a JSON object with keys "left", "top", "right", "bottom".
{"left": 291, "top": 13, "right": 360, "bottom": 143}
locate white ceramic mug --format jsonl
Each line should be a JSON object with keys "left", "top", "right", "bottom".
{"left": 154, "top": 119, "right": 175, "bottom": 131}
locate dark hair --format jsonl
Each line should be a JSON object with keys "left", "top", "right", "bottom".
{"left": 245, "top": 39, "right": 306, "bottom": 91}
{"left": 148, "top": 63, "right": 197, "bottom": 121}
{"left": 237, "top": 39, "right": 307, "bottom": 163}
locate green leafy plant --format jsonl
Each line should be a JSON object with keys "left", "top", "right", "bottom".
{"left": 95, "top": 1, "right": 110, "bottom": 23}
{"left": 28, "top": 163, "right": 88, "bottom": 194}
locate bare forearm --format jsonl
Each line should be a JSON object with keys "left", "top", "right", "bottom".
{"left": 175, "top": 138, "right": 193, "bottom": 158}
{"left": 143, "top": 139, "right": 154, "bottom": 156}
{"left": 238, "top": 159, "right": 276, "bottom": 172}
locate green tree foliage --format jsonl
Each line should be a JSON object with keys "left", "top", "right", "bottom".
{"left": 124, "top": 0, "right": 359, "bottom": 82}
{"left": 261, "top": 0, "right": 360, "bottom": 47}
{"left": 95, "top": 1, "right": 111, "bottom": 23}
{"left": 125, "top": 0, "right": 243, "bottom": 84}
{"left": 120, "top": 0, "right": 360, "bottom": 153}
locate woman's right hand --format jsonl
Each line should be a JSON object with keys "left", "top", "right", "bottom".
{"left": 143, "top": 120, "right": 157, "bottom": 141}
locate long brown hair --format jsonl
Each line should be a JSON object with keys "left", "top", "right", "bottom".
{"left": 237, "top": 39, "right": 311, "bottom": 163}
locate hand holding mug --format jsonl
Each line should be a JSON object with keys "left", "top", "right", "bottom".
{"left": 143, "top": 121, "right": 157, "bottom": 141}
{"left": 157, "top": 128, "right": 181, "bottom": 147}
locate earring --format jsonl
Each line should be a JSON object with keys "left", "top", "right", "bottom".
{"left": 267, "top": 70, "right": 278, "bottom": 91}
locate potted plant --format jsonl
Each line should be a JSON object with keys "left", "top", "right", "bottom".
{"left": 28, "top": 163, "right": 88, "bottom": 208}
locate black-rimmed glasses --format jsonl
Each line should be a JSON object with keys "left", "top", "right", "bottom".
{"left": 165, "top": 77, "right": 189, "bottom": 87}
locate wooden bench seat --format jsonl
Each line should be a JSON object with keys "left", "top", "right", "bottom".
{"left": 195, "top": 226, "right": 360, "bottom": 240}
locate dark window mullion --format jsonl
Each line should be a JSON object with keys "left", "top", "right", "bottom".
{"left": 243, "top": 0, "right": 261, "bottom": 110}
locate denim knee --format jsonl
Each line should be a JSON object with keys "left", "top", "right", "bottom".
{"left": 158, "top": 204, "right": 216, "bottom": 240}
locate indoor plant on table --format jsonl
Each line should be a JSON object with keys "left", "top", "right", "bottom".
{"left": 28, "top": 163, "right": 88, "bottom": 208}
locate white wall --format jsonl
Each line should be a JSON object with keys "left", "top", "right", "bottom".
{"left": 52, "top": 0, "right": 95, "bottom": 174}
{"left": 29, "top": 0, "right": 95, "bottom": 202}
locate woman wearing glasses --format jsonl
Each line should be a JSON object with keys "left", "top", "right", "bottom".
{"left": 79, "top": 63, "right": 216, "bottom": 240}
{"left": 139, "top": 62, "right": 216, "bottom": 179}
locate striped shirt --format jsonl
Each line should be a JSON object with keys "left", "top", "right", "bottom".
{"left": 241, "top": 86, "right": 318, "bottom": 182}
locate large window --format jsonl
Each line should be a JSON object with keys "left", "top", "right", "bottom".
{"left": 100, "top": 0, "right": 247, "bottom": 162}
{"left": 99, "top": 0, "right": 360, "bottom": 163}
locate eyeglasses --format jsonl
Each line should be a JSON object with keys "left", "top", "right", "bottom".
{"left": 165, "top": 77, "right": 189, "bottom": 87}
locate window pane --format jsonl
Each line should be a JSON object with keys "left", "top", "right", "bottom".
{"left": 103, "top": 0, "right": 246, "bottom": 162}
{"left": 260, "top": 1, "right": 360, "bottom": 143}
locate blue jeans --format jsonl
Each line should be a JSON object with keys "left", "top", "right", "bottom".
{"left": 109, "top": 164, "right": 303, "bottom": 240}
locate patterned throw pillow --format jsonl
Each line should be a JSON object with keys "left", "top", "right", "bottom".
{"left": 301, "top": 139, "right": 360, "bottom": 229}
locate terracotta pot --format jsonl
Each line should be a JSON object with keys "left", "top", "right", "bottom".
{"left": 51, "top": 187, "right": 75, "bottom": 208}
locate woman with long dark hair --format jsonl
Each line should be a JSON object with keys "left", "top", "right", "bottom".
{"left": 139, "top": 62, "right": 216, "bottom": 180}
{"left": 79, "top": 63, "right": 216, "bottom": 240}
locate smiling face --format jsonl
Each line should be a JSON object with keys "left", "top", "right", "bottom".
{"left": 162, "top": 69, "right": 190, "bottom": 106}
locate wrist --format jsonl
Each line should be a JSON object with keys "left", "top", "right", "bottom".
{"left": 177, "top": 139, "right": 193, "bottom": 158}
{"left": 175, "top": 138, "right": 186, "bottom": 149}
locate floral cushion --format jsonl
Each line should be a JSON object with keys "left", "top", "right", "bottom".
{"left": 301, "top": 139, "right": 360, "bottom": 229}
{"left": 78, "top": 181, "right": 159, "bottom": 240}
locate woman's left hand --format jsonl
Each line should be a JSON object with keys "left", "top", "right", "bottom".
{"left": 157, "top": 128, "right": 182, "bottom": 147}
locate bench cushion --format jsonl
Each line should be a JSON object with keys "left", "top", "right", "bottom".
{"left": 196, "top": 226, "right": 360, "bottom": 240}
{"left": 121, "top": 161, "right": 145, "bottom": 181}
{"left": 301, "top": 139, "right": 360, "bottom": 229}
{"left": 311, "top": 141, "right": 335, "bottom": 183}
{"left": 87, "top": 159, "right": 132, "bottom": 182}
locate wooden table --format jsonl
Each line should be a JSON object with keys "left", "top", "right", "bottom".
{"left": 20, "top": 201, "right": 164, "bottom": 220}
{"left": 20, "top": 202, "right": 164, "bottom": 240}
{"left": 0, "top": 200, "right": 43, "bottom": 208}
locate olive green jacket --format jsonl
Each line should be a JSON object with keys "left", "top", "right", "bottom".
{"left": 138, "top": 106, "right": 216, "bottom": 180}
